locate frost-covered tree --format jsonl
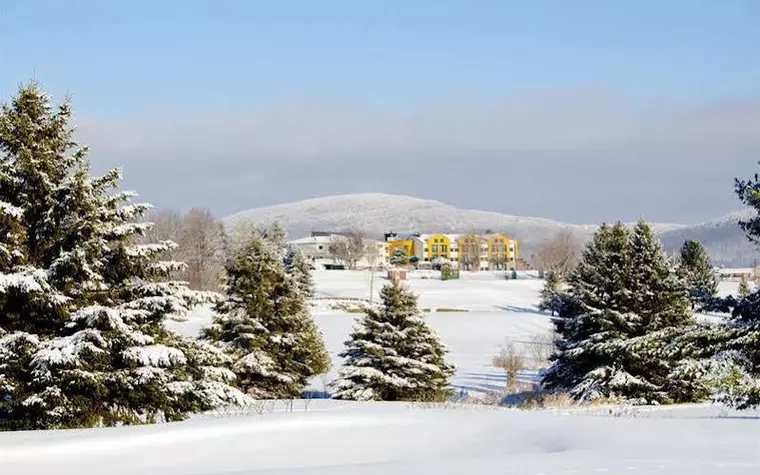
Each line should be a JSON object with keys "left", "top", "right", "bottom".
{"left": 284, "top": 244, "right": 315, "bottom": 299}
{"left": 537, "top": 269, "right": 563, "bottom": 316}
{"left": 177, "top": 207, "right": 226, "bottom": 291}
{"left": 677, "top": 240, "right": 718, "bottom": 308}
{"left": 0, "top": 84, "right": 246, "bottom": 430}
{"left": 204, "top": 233, "right": 329, "bottom": 399}
{"left": 331, "top": 281, "right": 455, "bottom": 401}
{"left": 390, "top": 247, "right": 409, "bottom": 266}
{"left": 542, "top": 220, "right": 695, "bottom": 404}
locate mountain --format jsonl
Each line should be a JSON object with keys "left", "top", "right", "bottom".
{"left": 659, "top": 209, "right": 760, "bottom": 268}
{"left": 224, "top": 193, "right": 687, "bottom": 260}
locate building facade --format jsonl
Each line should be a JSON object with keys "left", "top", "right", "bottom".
{"left": 384, "top": 232, "right": 518, "bottom": 270}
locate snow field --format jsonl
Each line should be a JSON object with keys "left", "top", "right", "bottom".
{"left": 169, "top": 271, "right": 742, "bottom": 397}
{"left": 3, "top": 400, "right": 758, "bottom": 475}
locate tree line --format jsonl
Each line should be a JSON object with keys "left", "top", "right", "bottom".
{"left": 536, "top": 208, "right": 760, "bottom": 408}
{"left": 0, "top": 84, "right": 455, "bottom": 430}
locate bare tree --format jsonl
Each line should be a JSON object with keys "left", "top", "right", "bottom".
{"left": 492, "top": 340, "right": 526, "bottom": 393}
{"left": 531, "top": 229, "right": 582, "bottom": 276}
{"left": 328, "top": 232, "right": 366, "bottom": 270}
{"left": 141, "top": 209, "right": 183, "bottom": 245}
{"left": 525, "top": 330, "right": 555, "bottom": 369}
{"left": 458, "top": 236, "right": 482, "bottom": 271}
{"left": 138, "top": 209, "right": 184, "bottom": 278}
{"left": 177, "top": 207, "right": 226, "bottom": 291}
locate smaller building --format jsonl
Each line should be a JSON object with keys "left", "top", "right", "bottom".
{"left": 289, "top": 233, "right": 389, "bottom": 270}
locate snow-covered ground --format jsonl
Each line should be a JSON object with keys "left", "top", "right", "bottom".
{"left": 5, "top": 271, "right": 756, "bottom": 475}
{"left": 4, "top": 400, "right": 758, "bottom": 475}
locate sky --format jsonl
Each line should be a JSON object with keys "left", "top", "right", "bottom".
{"left": 1, "top": 0, "right": 758, "bottom": 224}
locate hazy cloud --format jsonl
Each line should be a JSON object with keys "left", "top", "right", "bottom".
{"left": 74, "top": 90, "right": 760, "bottom": 224}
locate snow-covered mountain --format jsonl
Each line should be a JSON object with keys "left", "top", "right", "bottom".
{"left": 224, "top": 193, "right": 686, "bottom": 259}
{"left": 659, "top": 209, "right": 759, "bottom": 267}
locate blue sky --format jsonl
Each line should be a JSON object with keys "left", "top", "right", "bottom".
{"left": 2, "top": 0, "right": 757, "bottom": 114}
{"left": 0, "top": 1, "right": 759, "bottom": 223}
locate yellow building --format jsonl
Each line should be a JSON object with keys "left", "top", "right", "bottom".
{"left": 486, "top": 233, "right": 517, "bottom": 269}
{"left": 426, "top": 234, "right": 452, "bottom": 261}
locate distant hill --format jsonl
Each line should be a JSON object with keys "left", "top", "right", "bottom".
{"left": 659, "top": 209, "right": 760, "bottom": 267}
{"left": 224, "top": 193, "right": 690, "bottom": 261}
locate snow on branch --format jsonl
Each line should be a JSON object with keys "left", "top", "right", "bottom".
{"left": 122, "top": 344, "right": 187, "bottom": 367}
{"left": 126, "top": 241, "right": 177, "bottom": 257}
{"left": 0, "top": 200, "right": 23, "bottom": 218}
{"left": 70, "top": 305, "right": 155, "bottom": 345}
{"left": 0, "top": 268, "right": 50, "bottom": 294}
{"left": 31, "top": 330, "right": 108, "bottom": 380}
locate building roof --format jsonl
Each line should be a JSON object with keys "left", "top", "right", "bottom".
{"left": 289, "top": 235, "right": 332, "bottom": 245}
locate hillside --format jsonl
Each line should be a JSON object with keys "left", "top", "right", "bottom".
{"left": 224, "top": 193, "right": 686, "bottom": 258}
{"left": 659, "top": 209, "right": 759, "bottom": 267}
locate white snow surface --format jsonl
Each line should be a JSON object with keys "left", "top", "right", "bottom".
{"left": 4, "top": 271, "right": 756, "bottom": 475}
{"left": 2, "top": 400, "right": 759, "bottom": 475}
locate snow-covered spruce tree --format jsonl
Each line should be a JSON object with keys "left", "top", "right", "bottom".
{"left": 331, "top": 280, "right": 455, "bottom": 401}
{"left": 204, "top": 233, "right": 330, "bottom": 399}
{"left": 284, "top": 244, "right": 315, "bottom": 299}
{"left": 537, "top": 269, "right": 563, "bottom": 316}
{"left": 390, "top": 247, "right": 409, "bottom": 266}
{"left": 542, "top": 220, "right": 695, "bottom": 404}
{"left": 677, "top": 239, "right": 718, "bottom": 309}
{"left": 0, "top": 84, "right": 246, "bottom": 430}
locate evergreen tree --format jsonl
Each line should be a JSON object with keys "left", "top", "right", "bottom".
{"left": 738, "top": 274, "right": 751, "bottom": 298}
{"left": 284, "top": 244, "right": 315, "bottom": 299}
{"left": 0, "top": 84, "right": 246, "bottom": 430}
{"left": 259, "top": 221, "right": 288, "bottom": 251}
{"left": 390, "top": 247, "right": 409, "bottom": 266}
{"left": 204, "top": 234, "right": 329, "bottom": 399}
{"left": 332, "top": 281, "right": 455, "bottom": 401}
{"left": 677, "top": 240, "right": 718, "bottom": 308}
{"left": 627, "top": 221, "right": 693, "bottom": 331}
{"left": 537, "top": 269, "right": 562, "bottom": 316}
{"left": 542, "top": 221, "right": 694, "bottom": 404}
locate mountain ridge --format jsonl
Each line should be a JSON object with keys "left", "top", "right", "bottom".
{"left": 224, "top": 193, "right": 756, "bottom": 266}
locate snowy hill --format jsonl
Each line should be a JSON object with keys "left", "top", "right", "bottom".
{"left": 224, "top": 193, "right": 685, "bottom": 257}
{"left": 659, "top": 209, "right": 759, "bottom": 267}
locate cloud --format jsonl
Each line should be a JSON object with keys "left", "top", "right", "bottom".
{"left": 74, "top": 90, "right": 760, "bottom": 224}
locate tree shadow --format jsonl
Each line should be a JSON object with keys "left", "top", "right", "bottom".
{"left": 495, "top": 305, "right": 546, "bottom": 316}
